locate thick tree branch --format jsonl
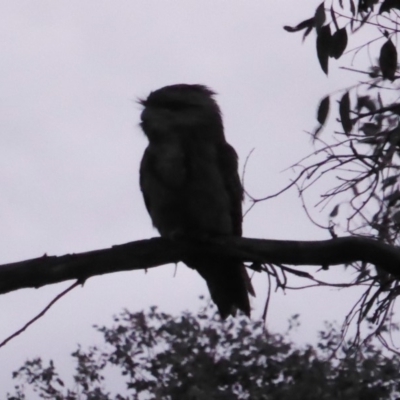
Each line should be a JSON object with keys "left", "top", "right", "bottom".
{"left": 0, "top": 236, "right": 399, "bottom": 296}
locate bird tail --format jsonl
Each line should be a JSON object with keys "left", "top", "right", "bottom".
{"left": 191, "top": 261, "right": 255, "bottom": 319}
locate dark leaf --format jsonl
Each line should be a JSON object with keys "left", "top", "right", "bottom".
{"left": 359, "top": 137, "right": 379, "bottom": 144}
{"left": 314, "top": 2, "right": 326, "bottom": 31}
{"left": 357, "top": 95, "right": 376, "bottom": 112}
{"left": 317, "top": 95, "right": 330, "bottom": 125}
{"left": 316, "top": 25, "right": 331, "bottom": 74}
{"left": 389, "top": 123, "right": 400, "bottom": 144}
{"left": 392, "top": 210, "right": 400, "bottom": 224}
{"left": 382, "top": 175, "right": 399, "bottom": 189}
{"left": 377, "top": 92, "right": 383, "bottom": 108}
{"left": 379, "top": 39, "right": 397, "bottom": 81}
{"left": 360, "top": 123, "right": 379, "bottom": 135}
{"left": 350, "top": 0, "right": 356, "bottom": 14}
{"left": 284, "top": 17, "right": 315, "bottom": 33}
{"left": 359, "top": 0, "right": 379, "bottom": 12}
{"left": 330, "top": 28, "right": 348, "bottom": 59}
{"left": 368, "top": 65, "right": 380, "bottom": 78}
{"left": 330, "top": 6, "right": 339, "bottom": 30}
{"left": 391, "top": 103, "right": 400, "bottom": 115}
{"left": 329, "top": 204, "right": 340, "bottom": 218}
{"left": 339, "top": 92, "right": 352, "bottom": 134}
{"left": 385, "top": 190, "right": 400, "bottom": 206}
{"left": 379, "top": 0, "right": 400, "bottom": 14}
{"left": 371, "top": 210, "right": 380, "bottom": 224}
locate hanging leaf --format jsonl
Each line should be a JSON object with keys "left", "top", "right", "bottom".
{"left": 339, "top": 92, "right": 352, "bottom": 134}
{"left": 379, "top": 38, "right": 397, "bottom": 81}
{"left": 382, "top": 175, "right": 399, "bottom": 189}
{"left": 317, "top": 95, "right": 330, "bottom": 125}
{"left": 316, "top": 25, "right": 331, "bottom": 74}
{"left": 284, "top": 18, "right": 315, "bottom": 33}
{"left": 360, "top": 123, "right": 380, "bottom": 135}
{"left": 330, "top": 6, "right": 339, "bottom": 30}
{"left": 392, "top": 210, "right": 400, "bottom": 224}
{"left": 357, "top": 95, "right": 376, "bottom": 112}
{"left": 359, "top": 0, "right": 379, "bottom": 13}
{"left": 388, "top": 123, "right": 400, "bottom": 144}
{"left": 329, "top": 204, "right": 340, "bottom": 218}
{"left": 350, "top": 15, "right": 355, "bottom": 32}
{"left": 379, "top": 0, "right": 400, "bottom": 14}
{"left": 368, "top": 65, "right": 380, "bottom": 78}
{"left": 314, "top": 2, "right": 326, "bottom": 31}
{"left": 377, "top": 92, "right": 383, "bottom": 108}
{"left": 392, "top": 103, "right": 400, "bottom": 115}
{"left": 330, "top": 28, "right": 348, "bottom": 59}
{"left": 359, "top": 137, "right": 379, "bottom": 144}
{"left": 384, "top": 190, "right": 400, "bottom": 206}
{"left": 350, "top": 0, "right": 356, "bottom": 14}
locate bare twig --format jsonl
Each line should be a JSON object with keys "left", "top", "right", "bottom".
{"left": 0, "top": 280, "right": 80, "bottom": 348}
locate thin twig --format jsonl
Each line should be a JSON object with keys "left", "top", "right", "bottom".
{"left": 0, "top": 280, "right": 80, "bottom": 348}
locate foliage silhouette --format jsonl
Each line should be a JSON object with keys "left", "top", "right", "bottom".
{"left": 6, "top": 302, "right": 400, "bottom": 400}
{"left": 281, "top": 0, "right": 400, "bottom": 347}
{"left": 4, "top": 0, "right": 400, "bottom": 353}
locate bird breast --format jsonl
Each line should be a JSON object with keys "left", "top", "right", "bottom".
{"left": 144, "top": 140, "right": 233, "bottom": 238}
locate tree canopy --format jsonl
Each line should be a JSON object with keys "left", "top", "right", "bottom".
{"left": 6, "top": 302, "right": 400, "bottom": 400}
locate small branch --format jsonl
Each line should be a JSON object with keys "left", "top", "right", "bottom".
{"left": 0, "top": 280, "right": 80, "bottom": 348}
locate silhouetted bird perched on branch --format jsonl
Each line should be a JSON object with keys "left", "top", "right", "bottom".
{"left": 139, "top": 84, "right": 254, "bottom": 318}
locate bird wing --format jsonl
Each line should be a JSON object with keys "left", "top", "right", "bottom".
{"left": 139, "top": 147, "right": 153, "bottom": 216}
{"left": 216, "top": 141, "right": 256, "bottom": 300}
{"left": 217, "top": 142, "right": 244, "bottom": 237}
{"left": 139, "top": 144, "right": 188, "bottom": 236}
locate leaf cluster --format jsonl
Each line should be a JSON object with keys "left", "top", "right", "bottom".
{"left": 6, "top": 303, "right": 400, "bottom": 400}
{"left": 285, "top": 1, "right": 398, "bottom": 78}
{"left": 280, "top": 0, "right": 400, "bottom": 335}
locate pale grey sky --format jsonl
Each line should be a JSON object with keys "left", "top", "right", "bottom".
{"left": 0, "top": 0, "right": 363, "bottom": 394}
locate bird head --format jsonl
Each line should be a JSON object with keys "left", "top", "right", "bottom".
{"left": 139, "top": 84, "right": 225, "bottom": 142}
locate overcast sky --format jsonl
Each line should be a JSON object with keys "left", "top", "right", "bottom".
{"left": 0, "top": 0, "right": 365, "bottom": 394}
